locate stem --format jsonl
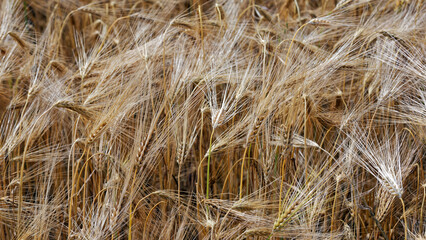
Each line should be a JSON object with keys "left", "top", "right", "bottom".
{"left": 82, "top": 152, "right": 89, "bottom": 221}
{"left": 420, "top": 186, "right": 425, "bottom": 234}
{"left": 330, "top": 180, "right": 340, "bottom": 237}
{"left": 239, "top": 144, "right": 250, "bottom": 199}
{"left": 177, "top": 163, "right": 182, "bottom": 206}
{"left": 304, "top": 95, "right": 308, "bottom": 179}
{"left": 143, "top": 201, "right": 165, "bottom": 240}
{"left": 399, "top": 197, "right": 408, "bottom": 240}
{"left": 246, "top": 144, "right": 251, "bottom": 196}
{"left": 284, "top": 22, "right": 309, "bottom": 67}
{"left": 128, "top": 205, "right": 132, "bottom": 240}
{"left": 278, "top": 152, "right": 290, "bottom": 214}
{"left": 23, "top": 1, "right": 29, "bottom": 25}
{"left": 198, "top": 5, "right": 205, "bottom": 61}
{"left": 206, "top": 129, "right": 215, "bottom": 199}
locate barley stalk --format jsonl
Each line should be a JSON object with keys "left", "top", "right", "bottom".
{"left": 86, "top": 122, "right": 107, "bottom": 145}
{"left": 273, "top": 201, "right": 300, "bottom": 230}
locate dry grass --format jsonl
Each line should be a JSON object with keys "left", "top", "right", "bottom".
{"left": 0, "top": 0, "right": 424, "bottom": 239}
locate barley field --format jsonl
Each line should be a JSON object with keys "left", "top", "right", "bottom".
{"left": 0, "top": 0, "right": 424, "bottom": 239}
